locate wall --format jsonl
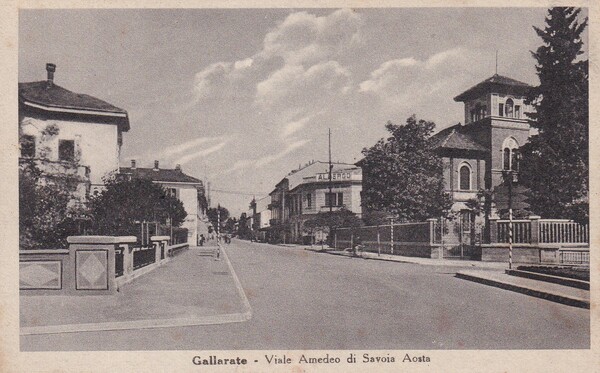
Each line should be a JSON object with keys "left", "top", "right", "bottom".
{"left": 489, "top": 118, "right": 531, "bottom": 188}
{"left": 160, "top": 183, "right": 199, "bottom": 245}
{"left": 20, "top": 115, "right": 120, "bottom": 189}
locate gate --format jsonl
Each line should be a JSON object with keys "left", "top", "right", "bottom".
{"left": 442, "top": 212, "right": 481, "bottom": 260}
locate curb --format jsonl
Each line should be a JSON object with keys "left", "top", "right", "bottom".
{"left": 21, "top": 246, "right": 252, "bottom": 336}
{"left": 505, "top": 269, "right": 589, "bottom": 290}
{"left": 306, "top": 247, "right": 504, "bottom": 268}
{"left": 455, "top": 271, "right": 590, "bottom": 309}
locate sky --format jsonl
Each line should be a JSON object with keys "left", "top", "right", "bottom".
{"left": 19, "top": 7, "right": 588, "bottom": 216}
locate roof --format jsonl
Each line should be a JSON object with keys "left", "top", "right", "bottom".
{"left": 430, "top": 125, "right": 488, "bottom": 152}
{"left": 271, "top": 161, "right": 361, "bottom": 193}
{"left": 454, "top": 74, "right": 532, "bottom": 102}
{"left": 119, "top": 167, "right": 203, "bottom": 185}
{"left": 19, "top": 81, "right": 130, "bottom": 131}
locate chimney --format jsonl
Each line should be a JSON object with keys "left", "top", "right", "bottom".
{"left": 46, "top": 63, "right": 56, "bottom": 88}
{"left": 175, "top": 164, "right": 181, "bottom": 171}
{"left": 131, "top": 159, "right": 136, "bottom": 169}
{"left": 153, "top": 160, "right": 159, "bottom": 171}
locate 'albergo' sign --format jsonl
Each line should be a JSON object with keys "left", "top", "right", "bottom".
{"left": 316, "top": 172, "right": 352, "bottom": 181}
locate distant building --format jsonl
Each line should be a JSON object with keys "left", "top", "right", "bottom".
{"left": 269, "top": 161, "right": 362, "bottom": 244}
{"left": 19, "top": 63, "right": 130, "bottom": 204}
{"left": 249, "top": 196, "right": 271, "bottom": 241}
{"left": 119, "top": 160, "right": 208, "bottom": 245}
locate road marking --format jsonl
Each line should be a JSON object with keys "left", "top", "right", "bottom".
{"left": 220, "top": 244, "right": 253, "bottom": 320}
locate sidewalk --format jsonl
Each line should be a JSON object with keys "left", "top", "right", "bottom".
{"left": 456, "top": 270, "right": 590, "bottom": 309}
{"left": 302, "top": 245, "right": 506, "bottom": 269}
{"left": 20, "top": 243, "right": 251, "bottom": 335}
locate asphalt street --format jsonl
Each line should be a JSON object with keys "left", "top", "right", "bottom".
{"left": 21, "top": 239, "right": 589, "bottom": 350}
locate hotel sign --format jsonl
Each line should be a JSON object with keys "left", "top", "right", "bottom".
{"left": 316, "top": 172, "right": 353, "bottom": 182}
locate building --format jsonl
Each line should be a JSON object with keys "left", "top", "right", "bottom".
{"left": 19, "top": 63, "right": 130, "bottom": 203}
{"left": 119, "top": 160, "right": 208, "bottom": 245}
{"left": 269, "top": 161, "right": 362, "bottom": 244}
{"left": 249, "top": 196, "right": 271, "bottom": 241}
{"left": 430, "top": 74, "right": 534, "bottom": 252}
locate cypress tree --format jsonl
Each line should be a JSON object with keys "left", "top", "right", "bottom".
{"left": 520, "top": 7, "right": 588, "bottom": 223}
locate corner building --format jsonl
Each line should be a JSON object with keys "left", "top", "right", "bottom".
{"left": 269, "top": 161, "right": 362, "bottom": 244}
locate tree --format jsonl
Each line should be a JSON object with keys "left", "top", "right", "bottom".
{"left": 88, "top": 176, "right": 187, "bottom": 236}
{"left": 520, "top": 7, "right": 588, "bottom": 223}
{"left": 19, "top": 162, "right": 80, "bottom": 249}
{"left": 207, "top": 205, "right": 230, "bottom": 234}
{"left": 361, "top": 115, "right": 452, "bottom": 222}
{"left": 303, "top": 208, "right": 363, "bottom": 246}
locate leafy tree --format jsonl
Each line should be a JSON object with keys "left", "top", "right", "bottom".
{"left": 237, "top": 213, "right": 253, "bottom": 239}
{"left": 207, "top": 205, "right": 230, "bottom": 234}
{"left": 19, "top": 162, "right": 82, "bottom": 249}
{"left": 361, "top": 115, "right": 452, "bottom": 222}
{"left": 88, "top": 176, "right": 187, "bottom": 236}
{"left": 303, "top": 208, "right": 363, "bottom": 246}
{"left": 520, "top": 7, "right": 588, "bottom": 223}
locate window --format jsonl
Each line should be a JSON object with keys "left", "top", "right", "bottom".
{"left": 168, "top": 188, "right": 177, "bottom": 198}
{"left": 511, "top": 149, "right": 519, "bottom": 171}
{"left": 21, "top": 135, "right": 35, "bottom": 158}
{"left": 505, "top": 98, "right": 514, "bottom": 117}
{"left": 502, "top": 137, "right": 520, "bottom": 171}
{"left": 58, "top": 140, "right": 75, "bottom": 162}
{"left": 325, "top": 192, "right": 343, "bottom": 207}
{"left": 459, "top": 165, "right": 471, "bottom": 191}
{"left": 306, "top": 193, "right": 312, "bottom": 208}
{"left": 498, "top": 103, "right": 504, "bottom": 117}
{"left": 503, "top": 148, "right": 511, "bottom": 170}
{"left": 514, "top": 105, "right": 521, "bottom": 119}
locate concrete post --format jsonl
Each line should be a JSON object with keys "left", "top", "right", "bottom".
{"left": 529, "top": 215, "right": 541, "bottom": 246}
{"left": 66, "top": 236, "right": 136, "bottom": 295}
{"left": 151, "top": 236, "right": 171, "bottom": 264}
{"left": 123, "top": 243, "right": 134, "bottom": 279}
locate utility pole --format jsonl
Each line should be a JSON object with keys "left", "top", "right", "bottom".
{"left": 508, "top": 171, "right": 513, "bottom": 270}
{"left": 217, "top": 203, "right": 221, "bottom": 243}
{"left": 328, "top": 128, "right": 333, "bottom": 247}
{"left": 328, "top": 128, "right": 333, "bottom": 214}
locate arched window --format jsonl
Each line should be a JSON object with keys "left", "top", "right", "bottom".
{"left": 459, "top": 164, "right": 471, "bottom": 191}
{"left": 502, "top": 137, "right": 519, "bottom": 171}
{"left": 505, "top": 98, "right": 514, "bottom": 118}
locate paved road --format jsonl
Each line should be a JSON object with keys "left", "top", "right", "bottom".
{"left": 21, "top": 240, "right": 589, "bottom": 350}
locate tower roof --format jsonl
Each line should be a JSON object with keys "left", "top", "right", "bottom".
{"left": 453, "top": 74, "right": 532, "bottom": 102}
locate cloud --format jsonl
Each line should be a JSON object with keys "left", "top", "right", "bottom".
{"left": 172, "top": 141, "right": 227, "bottom": 166}
{"left": 261, "top": 9, "right": 363, "bottom": 65}
{"left": 161, "top": 136, "right": 216, "bottom": 158}
{"left": 255, "top": 61, "right": 351, "bottom": 111}
{"left": 223, "top": 139, "right": 310, "bottom": 175}
{"left": 358, "top": 48, "right": 490, "bottom": 122}
{"left": 281, "top": 115, "right": 312, "bottom": 139}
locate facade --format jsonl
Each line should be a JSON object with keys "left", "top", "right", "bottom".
{"left": 431, "top": 74, "right": 534, "bottom": 210}
{"left": 119, "top": 160, "right": 207, "bottom": 245}
{"left": 430, "top": 74, "right": 534, "bottom": 254}
{"left": 19, "top": 63, "right": 130, "bottom": 204}
{"left": 269, "top": 161, "right": 362, "bottom": 244}
{"left": 249, "top": 196, "right": 271, "bottom": 241}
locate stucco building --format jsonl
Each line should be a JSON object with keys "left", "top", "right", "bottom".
{"left": 269, "top": 161, "right": 362, "bottom": 244}
{"left": 19, "top": 63, "right": 130, "bottom": 204}
{"left": 119, "top": 160, "right": 208, "bottom": 245}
